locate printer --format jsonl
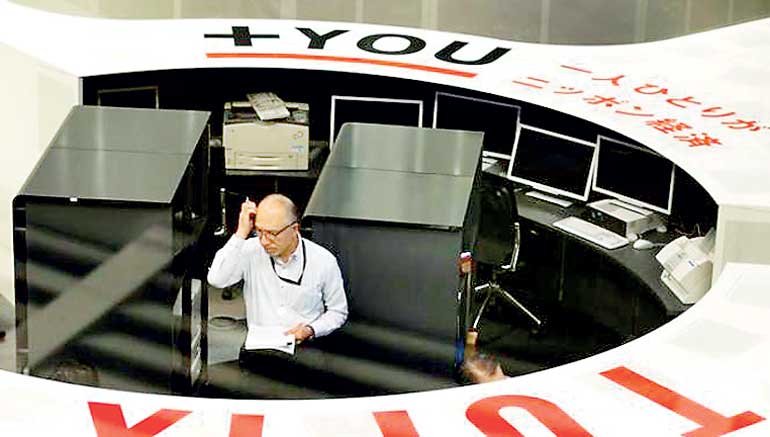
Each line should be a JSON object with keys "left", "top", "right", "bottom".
{"left": 223, "top": 101, "right": 309, "bottom": 171}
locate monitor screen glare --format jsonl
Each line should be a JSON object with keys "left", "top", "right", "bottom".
{"left": 432, "top": 92, "right": 520, "bottom": 159}
{"left": 330, "top": 96, "right": 423, "bottom": 146}
{"left": 508, "top": 125, "right": 597, "bottom": 201}
{"left": 593, "top": 136, "right": 675, "bottom": 214}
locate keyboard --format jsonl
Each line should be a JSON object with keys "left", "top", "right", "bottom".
{"left": 525, "top": 190, "right": 573, "bottom": 208}
{"left": 553, "top": 216, "right": 629, "bottom": 249}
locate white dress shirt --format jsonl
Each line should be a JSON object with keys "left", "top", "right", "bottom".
{"left": 207, "top": 234, "right": 348, "bottom": 338}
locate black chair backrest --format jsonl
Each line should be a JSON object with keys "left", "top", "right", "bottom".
{"left": 474, "top": 171, "right": 519, "bottom": 266}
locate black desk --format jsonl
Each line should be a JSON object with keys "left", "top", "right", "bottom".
{"left": 512, "top": 189, "right": 690, "bottom": 338}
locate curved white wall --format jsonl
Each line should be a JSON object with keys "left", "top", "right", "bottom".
{"left": 0, "top": 42, "right": 79, "bottom": 303}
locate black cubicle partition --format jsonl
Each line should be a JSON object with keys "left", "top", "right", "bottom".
{"left": 305, "top": 123, "right": 484, "bottom": 375}
{"left": 13, "top": 106, "right": 211, "bottom": 394}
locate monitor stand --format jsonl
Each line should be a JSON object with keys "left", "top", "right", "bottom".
{"left": 524, "top": 190, "right": 573, "bottom": 208}
{"left": 607, "top": 199, "right": 652, "bottom": 216}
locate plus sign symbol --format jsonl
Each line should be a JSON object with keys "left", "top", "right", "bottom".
{"left": 204, "top": 26, "right": 280, "bottom": 46}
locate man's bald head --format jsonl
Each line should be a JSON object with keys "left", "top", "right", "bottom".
{"left": 255, "top": 194, "right": 300, "bottom": 260}
{"left": 257, "top": 194, "right": 298, "bottom": 225}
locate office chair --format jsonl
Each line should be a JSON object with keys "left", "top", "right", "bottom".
{"left": 469, "top": 173, "right": 543, "bottom": 334}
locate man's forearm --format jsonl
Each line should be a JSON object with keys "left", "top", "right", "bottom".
{"left": 310, "top": 307, "right": 347, "bottom": 338}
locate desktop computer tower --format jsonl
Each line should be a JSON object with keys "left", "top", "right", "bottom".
{"left": 13, "top": 106, "right": 210, "bottom": 394}
{"left": 584, "top": 199, "right": 665, "bottom": 238}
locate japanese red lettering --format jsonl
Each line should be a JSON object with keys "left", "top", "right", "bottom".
{"left": 674, "top": 133, "right": 722, "bottom": 147}
{"left": 601, "top": 366, "right": 764, "bottom": 436}
{"left": 584, "top": 95, "right": 626, "bottom": 107}
{"left": 634, "top": 84, "right": 669, "bottom": 95}
{"left": 466, "top": 395, "right": 592, "bottom": 436}
{"left": 615, "top": 105, "right": 654, "bottom": 117}
{"left": 666, "top": 96, "right": 702, "bottom": 108}
{"left": 647, "top": 118, "right": 692, "bottom": 134}
{"left": 88, "top": 402, "right": 191, "bottom": 437}
{"left": 701, "top": 106, "right": 736, "bottom": 118}
{"left": 722, "top": 119, "right": 762, "bottom": 131}
{"left": 592, "top": 74, "right": 625, "bottom": 86}
{"left": 554, "top": 86, "right": 583, "bottom": 94}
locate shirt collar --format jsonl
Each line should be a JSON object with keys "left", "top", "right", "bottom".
{"left": 273, "top": 236, "right": 303, "bottom": 266}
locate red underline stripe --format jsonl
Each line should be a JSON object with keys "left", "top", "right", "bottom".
{"left": 206, "top": 53, "right": 477, "bottom": 78}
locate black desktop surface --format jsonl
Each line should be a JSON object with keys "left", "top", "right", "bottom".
{"left": 53, "top": 105, "right": 207, "bottom": 155}
{"left": 514, "top": 189, "right": 688, "bottom": 317}
{"left": 19, "top": 106, "right": 210, "bottom": 204}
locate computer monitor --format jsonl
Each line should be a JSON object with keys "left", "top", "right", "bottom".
{"left": 508, "top": 125, "right": 597, "bottom": 202}
{"left": 593, "top": 136, "right": 675, "bottom": 215}
{"left": 432, "top": 92, "right": 520, "bottom": 159}
{"left": 329, "top": 96, "right": 423, "bottom": 146}
{"left": 97, "top": 85, "right": 159, "bottom": 109}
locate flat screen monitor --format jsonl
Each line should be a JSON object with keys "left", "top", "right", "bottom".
{"left": 330, "top": 96, "right": 423, "bottom": 146}
{"left": 432, "top": 92, "right": 520, "bottom": 159}
{"left": 97, "top": 86, "right": 159, "bottom": 109}
{"left": 508, "top": 125, "right": 597, "bottom": 201}
{"left": 593, "top": 136, "right": 675, "bottom": 215}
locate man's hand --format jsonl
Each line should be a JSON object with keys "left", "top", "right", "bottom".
{"left": 462, "top": 354, "right": 506, "bottom": 383}
{"left": 285, "top": 323, "right": 314, "bottom": 343}
{"left": 235, "top": 199, "right": 257, "bottom": 239}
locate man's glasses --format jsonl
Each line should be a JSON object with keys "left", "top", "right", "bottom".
{"left": 255, "top": 221, "right": 296, "bottom": 240}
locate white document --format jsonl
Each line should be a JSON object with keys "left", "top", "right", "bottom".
{"left": 245, "top": 326, "right": 296, "bottom": 355}
{"left": 247, "top": 92, "right": 290, "bottom": 121}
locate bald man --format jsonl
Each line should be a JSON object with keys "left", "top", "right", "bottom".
{"left": 208, "top": 194, "right": 348, "bottom": 344}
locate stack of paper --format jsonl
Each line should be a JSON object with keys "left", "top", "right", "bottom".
{"left": 247, "top": 92, "right": 290, "bottom": 121}
{"left": 245, "top": 326, "right": 296, "bottom": 355}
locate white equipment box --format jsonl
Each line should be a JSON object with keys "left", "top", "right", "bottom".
{"left": 223, "top": 101, "right": 309, "bottom": 170}
{"left": 586, "top": 198, "right": 664, "bottom": 239}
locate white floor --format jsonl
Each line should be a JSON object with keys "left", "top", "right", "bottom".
{"left": 207, "top": 286, "right": 247, "bottom": 365}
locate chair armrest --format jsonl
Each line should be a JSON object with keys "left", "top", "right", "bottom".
{"left": 501, "top": 222, "right": 521, "bottom": 272}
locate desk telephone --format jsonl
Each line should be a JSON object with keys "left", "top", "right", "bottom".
{"left": 655, "top": 228, "right": 715, "bottom": 304}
